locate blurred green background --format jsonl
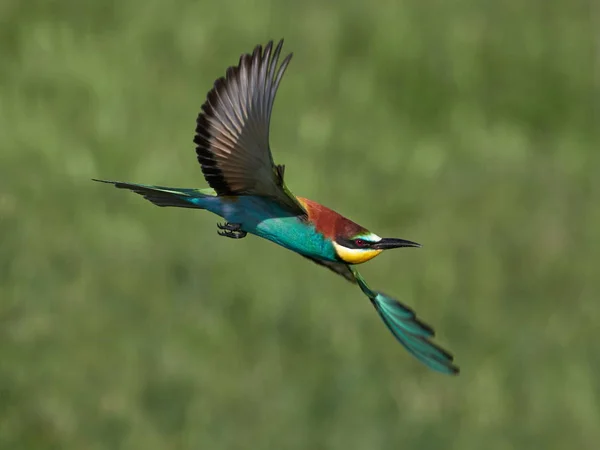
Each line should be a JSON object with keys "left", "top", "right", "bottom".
{"left": 1, "top": 0, "right": 599, "bottom": 448}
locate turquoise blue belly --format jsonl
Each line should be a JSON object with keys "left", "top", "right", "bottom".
{"left": 202, "top": 195, "right": 337, "bottom": 261}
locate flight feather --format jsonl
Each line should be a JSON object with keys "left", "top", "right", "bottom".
{"left": 194, "top": 40, "right": 306, "bottom": 216}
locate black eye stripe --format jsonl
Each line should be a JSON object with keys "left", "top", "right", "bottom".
{"left": 337, "top": 237, "right": 372, "bottom": 249}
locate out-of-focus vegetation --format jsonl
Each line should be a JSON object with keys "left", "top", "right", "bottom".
{"left": 1, "top": 0, "right": 598, "bottom": 448}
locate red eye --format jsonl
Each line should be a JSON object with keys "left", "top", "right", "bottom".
{"left": 355, "top": 239, "right": 367, "bottom": 247}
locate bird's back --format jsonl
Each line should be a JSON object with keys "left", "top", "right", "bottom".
{"left": 295, "top": 197, "right": 368, "bottom": 241}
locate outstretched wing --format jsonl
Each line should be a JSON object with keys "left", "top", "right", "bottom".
{"left": 300, "top": 255, "right": 458, "bottom": 373}
{"left": 350, "top": 267, "right": 459, "bottom": 375}
{"left": 194, "top": 40, "right": 306, "bottom": 217}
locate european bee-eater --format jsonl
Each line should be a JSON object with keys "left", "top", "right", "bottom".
{"left": 95, "top": 40, "right": 459, "bottom": 375}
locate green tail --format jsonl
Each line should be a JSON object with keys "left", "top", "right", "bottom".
{"left": 93, "top": 179, "right": 215, "bottom": 208}
{"left": 351, "top": 267, "right": 459, "bottom": 375}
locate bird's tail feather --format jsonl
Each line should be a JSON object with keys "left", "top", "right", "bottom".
{"left": 93, "top": 179, "right": 215, "bottom": 209}
{"left": 350, "top": 267, "right": 459, "bottom": 375}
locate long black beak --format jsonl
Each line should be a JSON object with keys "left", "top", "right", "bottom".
{"left": 372, "top": 238, "right": 421, "bottom": 250}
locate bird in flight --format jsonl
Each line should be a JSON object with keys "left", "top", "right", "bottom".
{"left": 95, "top": 40, "right": 459, "bottom": 375}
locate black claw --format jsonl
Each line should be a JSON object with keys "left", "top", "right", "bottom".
{"left": 217, "top": 222, "right": 242, "bottom": 231}
{"left": 216, "top": 224, "right": 247, "bottom": 239}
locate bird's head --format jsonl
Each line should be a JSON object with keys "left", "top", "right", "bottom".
{"left": 296, "top": 196, "right": 421, "bottom": 265}
{"left": 332, "top": 231, "right": 421, "bottom": 265}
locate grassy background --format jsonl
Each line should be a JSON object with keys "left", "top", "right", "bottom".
{"left": 1, "top": 0, "right": 599, "bottom": 448}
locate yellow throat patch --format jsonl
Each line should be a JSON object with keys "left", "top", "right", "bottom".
{"left": 332, "top": 241, "right": 383, "bottom": 264}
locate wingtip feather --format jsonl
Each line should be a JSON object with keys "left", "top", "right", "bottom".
{"left": 373, "top": 295, "right": 460, "bottom": 375}
{"left": 351, "top": 267, "right": 459, "bottom": 375}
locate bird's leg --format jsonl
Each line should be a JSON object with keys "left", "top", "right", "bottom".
{"left": 217, "top": 222, "right": 243, "bottom": 231}
{"left": 216, "top": 222, "right": 247, "bottom": 239}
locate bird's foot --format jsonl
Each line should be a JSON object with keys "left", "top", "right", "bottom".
{"left": 217, "top": 222, "right": 247, "bottom": 239}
